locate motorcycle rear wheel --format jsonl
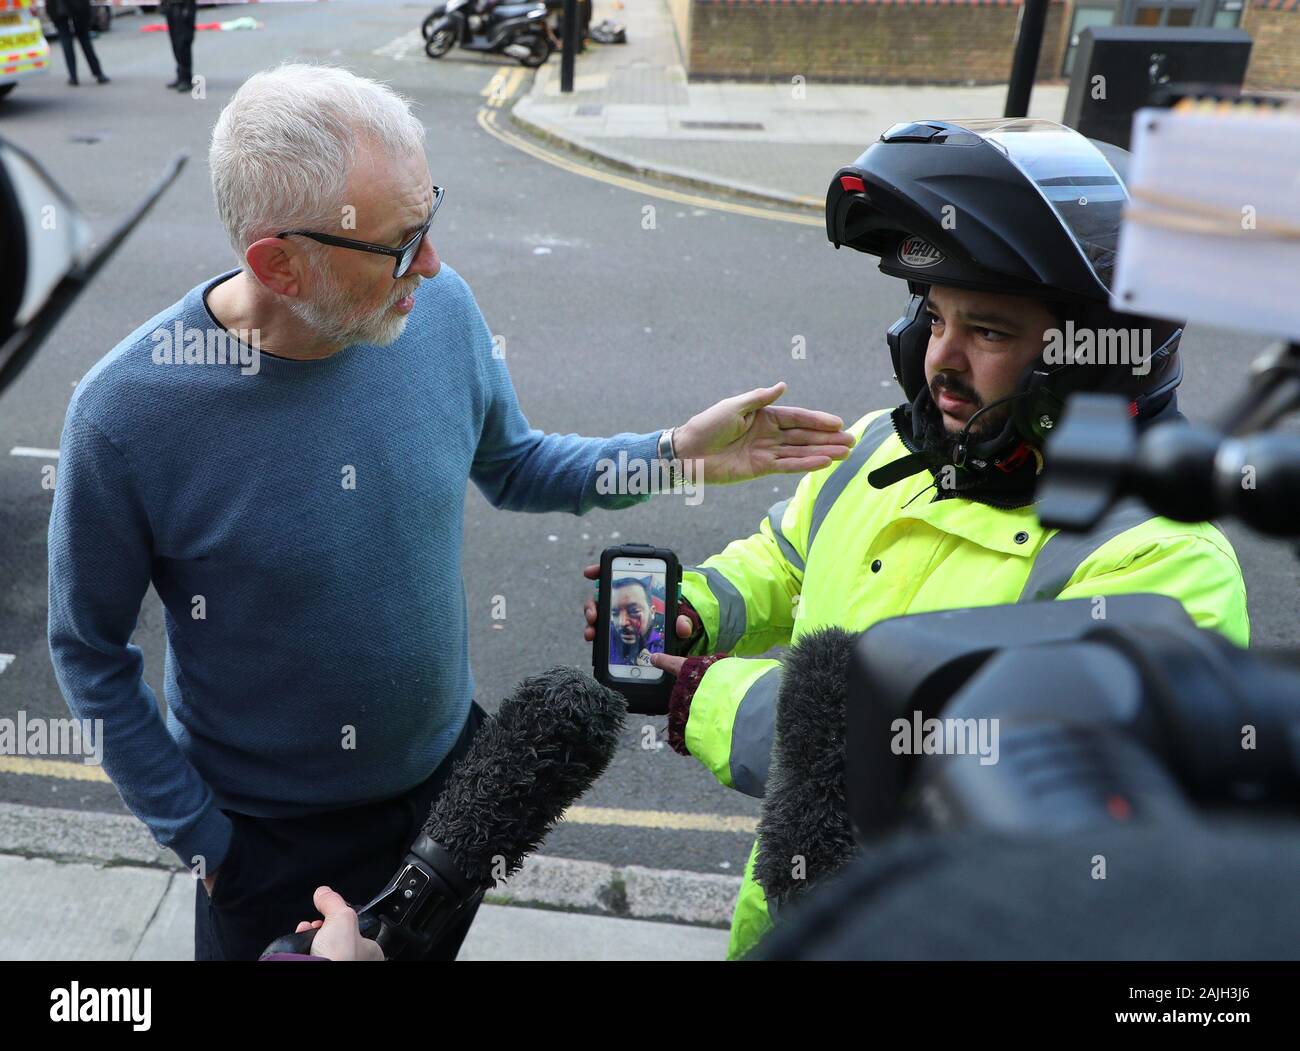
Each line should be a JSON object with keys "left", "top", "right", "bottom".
{"left": 517, "top": 32, "right": 553, "bottom": 68}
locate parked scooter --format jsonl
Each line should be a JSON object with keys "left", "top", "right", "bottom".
{"left": 425, "top": 0, "right": 554, "bottom": 67}
{"left": 420, "top": 3, "right": 446, "bottom": 40}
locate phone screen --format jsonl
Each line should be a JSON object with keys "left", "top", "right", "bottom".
{"left": 605, "top": 557, "right": 668, "bottom": 682}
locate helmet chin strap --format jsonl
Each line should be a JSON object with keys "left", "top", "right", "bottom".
{"left": 869, "top": 384, "right": 1038, "bottom": 494}
{"left": 949, "top": 389, "right": 1031, "bottom": 468}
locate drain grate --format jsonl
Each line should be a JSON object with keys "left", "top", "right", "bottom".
{"left": 574, "top": 105, "right": 604, "bottom": 117}
{"left": 679, "top": 120, "right": 765, "bottom": 131}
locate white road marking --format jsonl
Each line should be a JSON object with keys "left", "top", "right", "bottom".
{"left": 373, "top": 29, "right": 424, "bottom": 62}
{"left": 9, "top": 447, "right": 59, "bottom": 459}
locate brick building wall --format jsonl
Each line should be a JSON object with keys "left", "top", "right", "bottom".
{"left": 687, "top": 0, "right": 1070, "bottom": 84}
{"left": 685, "top": 0, "right": 1299, "bottom": 90}
{"left": 1239, "top": 3, "right": 1300, "bottom": 90}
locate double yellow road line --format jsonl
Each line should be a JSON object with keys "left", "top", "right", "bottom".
{"left": 481, "top": 65, "right": 527, "bottom": 109}
{"left": 0, "top": 755, "right": 758, "bottom": 835}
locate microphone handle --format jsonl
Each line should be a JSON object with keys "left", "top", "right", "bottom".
{"left": 258, "top": 910, "right": 383, "bottom": 959}
{"left": 257, "top": 835, "right": 484, "bottom": 960}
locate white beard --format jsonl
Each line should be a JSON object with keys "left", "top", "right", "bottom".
{"left": 286, "top": 258, "right": 413, "bottom": 349}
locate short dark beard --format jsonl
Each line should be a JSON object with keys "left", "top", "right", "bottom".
{"left": 612, "top": 630, "right": 648, "bottom": 663}
{"left": 919, "top": 378, "right": 1014, "bottom": 464}
{"left": 930, "top": 377, "right": 1008, "bottom": 455}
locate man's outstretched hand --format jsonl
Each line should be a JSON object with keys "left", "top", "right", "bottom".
{"left": 672, "top": 382, "right": 854, "bottom": 485}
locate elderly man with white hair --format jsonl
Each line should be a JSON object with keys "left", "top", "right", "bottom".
{"left": 46, "top": 63, "right": 854, "bottom": 960}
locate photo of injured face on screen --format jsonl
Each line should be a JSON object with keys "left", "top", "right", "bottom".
{"left": 607, "top": 570, "right": 666, "bottom": 675}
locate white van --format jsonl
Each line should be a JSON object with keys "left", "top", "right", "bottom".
{"left": 0, "top": 0, "right": 51, "bottom": 100}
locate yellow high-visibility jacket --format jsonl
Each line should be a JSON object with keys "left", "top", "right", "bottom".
{"left": 679, "top": 409, "right": 1249, "bottom": 959}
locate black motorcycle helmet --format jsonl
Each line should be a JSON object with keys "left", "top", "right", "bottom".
{"left": 825, "top": 118, "right": 1184, "bottom": 464}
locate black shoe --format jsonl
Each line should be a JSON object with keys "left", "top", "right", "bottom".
{"left": 173, "top": 79, "right": 194, "bottom": 92}
{"left": 165, "top": 78, "right": 187, "bottom": 89}
{"left": 95, "top": 74, "right": 110, "bottom": 84}
{"left": 67, "top": 76, "right": 79, "bottom": 86}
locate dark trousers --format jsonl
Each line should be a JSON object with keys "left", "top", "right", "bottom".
{"left": 164, "top": 0, "right": 197, "bottom": 82}
{"left": 52, "top": 0, "right": 104, "bottom": 80}
{"left": 195, "top": 702, "right": 487, "bottom": 961}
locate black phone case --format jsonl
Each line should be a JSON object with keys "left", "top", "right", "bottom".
{"left": 592, "top": 544, "right": 682, "bottom": 716}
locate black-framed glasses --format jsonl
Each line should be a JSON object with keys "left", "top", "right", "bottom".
{"left": 276, "top": 185, "right": 445, "bottom": 278}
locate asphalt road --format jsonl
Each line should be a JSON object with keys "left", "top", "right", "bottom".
{"left": 1, "top": 0, "right": 1296, "bottom": 878}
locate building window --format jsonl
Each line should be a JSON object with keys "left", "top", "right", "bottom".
{"left": 1213, "top": 0, "right": 1243, "bottom": 27}
{"left": 1134, "top": 2, "right": 1200, "bottom": 25}
{"left": 1063, "top": 4, "right": 1119, "bottom": 78}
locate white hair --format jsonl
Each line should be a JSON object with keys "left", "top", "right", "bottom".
{"left": 209, "top": 63, "right": 426, "bottom": 266}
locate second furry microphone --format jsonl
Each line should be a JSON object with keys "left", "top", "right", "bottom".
{"left": 754, "top": 627, "right": 860, "bottom": 915}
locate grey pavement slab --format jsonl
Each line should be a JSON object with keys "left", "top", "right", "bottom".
{"left": 133, "top": 871, "right": 197, "bottom": 962}
{"left": 514, "top": 0, "right": 1071, "bottom": 206}
{"left": 0, "top": 854, "right": 730, "bottom": 961}
{"left": 0, "top": 855, "right": 173, "bottom": 961}
{"left": 459, "top": 903, "right": 729, "bottom": 961}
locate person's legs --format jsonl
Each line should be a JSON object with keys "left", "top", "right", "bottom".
{"left": 52, "top": 16, "right": 78, "bottom": 82}
{"left": 196, "top": 794, "right": 413, "bottom": 960}
{"left": 196, "top": 702, "right": 488, "bottom": 961}
{"left": 68, "top": 3, "right": 105, "bottom": 80}
{"left": 164, "top": 5, "right": 183, "bottom": 82}
{"left": 164, "top": 2, "right": 194, "bottom": 84}
{"left": 175, "top": 1, "right": 196, "bottom": 84}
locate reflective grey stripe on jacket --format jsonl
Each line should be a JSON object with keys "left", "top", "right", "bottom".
{"left": 730, "top": 667, "right": 782, "bottom": 798}
{"left": 1018, "top": 499, "right": 1157, "bottom": 602}
{"left": 765, "top": 498, "right": 804, "bottom": 573}
{"left": 807, "top": 413, "right": 898, "bottom": 555}
{"left": 685, "top": 565, "right": 748, "bottom": 652}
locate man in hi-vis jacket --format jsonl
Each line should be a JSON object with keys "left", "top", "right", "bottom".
{"left": 586, "top": 119, "right": 1248, "bottom": 959}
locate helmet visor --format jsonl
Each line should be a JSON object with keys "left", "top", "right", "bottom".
{"left": 954, "top": 118, "right": 1128, "bottom": 291}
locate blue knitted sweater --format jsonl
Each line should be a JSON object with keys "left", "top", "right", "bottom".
{"left": 47, "top": 264, "right": 657, "bottom": 873}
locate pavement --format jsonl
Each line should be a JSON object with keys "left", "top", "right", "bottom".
{"left": 511, "top": 0, "right": 1072, "bottom": 210}
{"left": 0, "top": 803, "right": 732, "bottom": 961}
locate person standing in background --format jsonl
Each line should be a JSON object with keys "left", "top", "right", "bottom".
{"left": 160, "top": 0, "right": 197, "bottom": 90}
{"left": 47, "top": 0, "right": 110, "bottom": 86}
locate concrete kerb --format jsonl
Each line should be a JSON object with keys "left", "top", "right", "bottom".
{"left": 506, "top": 99, "right": 825, "bottom": 216}
{"left": 0, "top": 802, "right": 739, "bottom": 928}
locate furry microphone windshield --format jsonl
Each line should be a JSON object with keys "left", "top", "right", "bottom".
{"left": 755, "top": 627, "right": 860, "bottom": 914}
{"left": 424, "top": 665, "right": 627, "bottom": 885}
{"left": 259, "top": 667, "right": 626, "bottom": 960}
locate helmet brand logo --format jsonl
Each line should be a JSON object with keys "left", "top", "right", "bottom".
{"left": 898, "top": 237, "right": 944, "bottom": 269}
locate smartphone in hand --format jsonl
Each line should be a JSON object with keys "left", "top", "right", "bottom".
{"left": 592, "top": 544, "right": 681, "bottom": 715}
